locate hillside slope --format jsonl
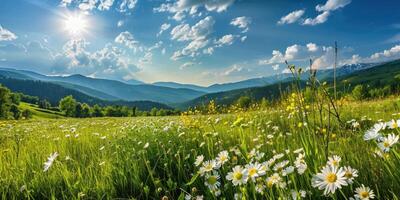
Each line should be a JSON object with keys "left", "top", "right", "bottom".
{"left": 180, "top": 59, "right": 400, "bottom": 109}
{"left": 0, "top": 77, "right": 172, "bottom": 111}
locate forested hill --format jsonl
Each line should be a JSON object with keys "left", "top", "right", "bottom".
{"left": 0, "top": 77, "right": 172, "bottom": 111}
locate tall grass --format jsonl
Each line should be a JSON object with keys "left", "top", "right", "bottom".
{"left": 0, "top": 96, "right": 400, "bottom": 199}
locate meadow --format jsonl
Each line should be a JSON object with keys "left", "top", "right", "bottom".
{"left": 1, "top": 97, "right": 400, "bottom": 199}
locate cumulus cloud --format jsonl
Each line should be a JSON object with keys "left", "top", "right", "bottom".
{"left": 114, "top": 31, "right": 141, "bottom": 52}
{"left": 118, "top": 0, "right": 138, "bottom": 13}
{"left": 98, "top": 0, "right": 114, "bottom": 10}
{"left": 158, "top": 23, "right": 171, "bottom": 37}
{"left": 0, "top": 25, "right": 17, "bottom": 41}
{"left": 279, "top": 0, "right": 351, "bottom": 26}
{"left": 230, "top": 16, "right": 252, "bottom": 33}
{"left": 366, "top": 45, "right": 400, "bottom": 62}
{"left": 170, "top": 16, "right": 215, "bottom": 60}
{"left": 303, "top": 0, "right": 351, "bottom": 26}
{"left": 215, "top": 34, "right": 235, "bottom": 47}
{"left": 117, "top": 20, "right": 124, "bottom": 27}
{"left": 154, "top": 0, "right": 235, "bottom": 21}
{"left": 180, "top": 62, "right": 195, "bottom": 70}
{"left": 59, "top": 0, "right": 137, "bottom": 14}
{"left": 307, "top": 43, "right": 318, "bottom": 52}
{"left": 277, "top": 10, "right": 305, "bottom": 25}
{"left": 316, "top": 0, "right": 352, "bottom": 12}
{"left": 0, "top": 39, "right": 140, "bottom": 82}
{"left": 302, "top": 11, "right": 330, "bottom": 26}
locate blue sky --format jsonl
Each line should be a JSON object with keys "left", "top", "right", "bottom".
{"left": 0, "top": 0, "right": 399, "bottom": 86}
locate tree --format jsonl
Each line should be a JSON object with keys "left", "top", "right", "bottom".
{"left": 92, "top": 104, "right": 104, "bottom": 117}
{"left": 59, "top": 95, "right": 77, "bottom": 117}
{"left": 21, "top": 109, "right": 33, "bottom": 119}
{"left": 75, "top": 103, "right": 83, "bottom": 118}
{"left": 237, "top": 96, "right": 251, "bottom": 109}
{"left": 39, "top": 99, "right": 51, "bottom": 109}
{"left": 131, "top": 106, "right": 137, "bottom": 117}
{"left": 0, "top": 85, "right": 12, "bottom": 119}
{"left": 352, "top": 85, "right": 368, "bottom": 101}
{"left": 81, "top": 103, "right": 91, "bottom": 118}
{"left": 10, "top": 104, "right": 21, "bottom": 119}
{"left": 150, "top": 108, "right": 158, "bottom": 116}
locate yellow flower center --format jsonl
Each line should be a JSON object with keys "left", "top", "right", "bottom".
{"left": 220, "top": 156, "right": 227, "bottom": 162}
{"left": 233, "top": 172, "right": 243, "bottom": 180}
{"left": 345, "top": 171, "right": 353, "bottom": 179}
{"left": 331, "top": 160, "right": 338, "bottom": 166}
{"left": 383, "top": 142, "right": 390, "bottom": 148}
{"left": 360, "top": 191, "right": 369, "bottom": 198}
{"left": 326, "top": 173, "right": 337, "bottom": 183}
{"left": 207, "top": 176, "right": 217, "bottom": 185}
{"left": 205, "top": 164, "right": 213, "bottom": 171}
{"left": 248, "top": 168, "right": 257, "bottom": 176}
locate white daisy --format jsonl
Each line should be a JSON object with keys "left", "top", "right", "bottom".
{"left": 311, "top": 165, "right": 348, "bottom": 195}
{"left": 194, "top": 155, "right": 204, "bottom": 166}
{"left": 216, "top": 151, "right": 229, "bottom": 167}
{"left": 43, "top": 152, "right": 59, "bottom": 172}
{"left": 204, "top": 172, "right": 220, "bottom": 190}
{"left": 378, "top": 133, "right": 399, "bottom": 152}
{"left": 273, "top": 160, "right": 289, "bottom": 172}
{"left": 282, "top": 166, "right": 295, "bottom": 176}
{"left": 387, "top": 119, "right": 400, "bottom": 129}
{"left": 199, "top": 160, "right": 216, "bottom": 175}
{"left": 343, "top": 166, "right": 358, "bottom": 184}
{"left": 226, "top": 165, "right": 248, "bottom": 186}
{"left": 327, "top": 155, "right": 341, "bottom": 167}
{"left": 364, "top": 123, "right": 385, "bottom": 141}
{"left": 354, "top": 185, "right": 375, "bottom": 200}
{"left": 246, "top": 163, "right": 265, "bottom": 181}
{"left": 266, "top": 173, "right": 282, "bottom": 188}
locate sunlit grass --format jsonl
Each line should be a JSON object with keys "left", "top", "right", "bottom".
{"left": 0, "top": 98, "right": 400, "bottom": 199}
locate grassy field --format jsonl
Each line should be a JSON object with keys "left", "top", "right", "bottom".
{"left": 19, "top": 102, "right": 64, "bottom": 119}
{"left": 1, "top": 97, "right": 400, "bottom": 199}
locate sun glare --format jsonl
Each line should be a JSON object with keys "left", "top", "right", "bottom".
{"left": 64, "top": 14, "right": 88, "bottom": 36}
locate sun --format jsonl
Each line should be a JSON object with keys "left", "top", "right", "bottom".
{"left": 64, "top": 14, "right": 88, "bottom": 36}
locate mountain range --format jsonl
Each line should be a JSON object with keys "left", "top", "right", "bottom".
{"left": 0, "top": 60, "right": 393, "bottom": 109}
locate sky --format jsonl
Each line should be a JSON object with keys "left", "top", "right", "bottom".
{"left": 0, "top": 0, "right": 399, "bottom": 86}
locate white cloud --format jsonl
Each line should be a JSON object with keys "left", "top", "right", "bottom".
{"left": 302, "top": 11, "right": 330, "bottom": 26}
{"left": 114, "top": 31, "right": 140, "bottom": 52}
{"left": 78, "top": 0, "right": 97, "bottom": 12}
{"left": 224, "top": 64, "right": 245, "bottom": 76}
{"left": 272, "top": 64, "right": 279, "bottom": 71}
{"left": 203, "top": 47, "right": 214, "bottom": 55}
{"left": 215, "top": 34, "right": 235, "bottom": 47}
{"left": 0, "top": 25, "right": 17, "bottom": 41}
{"left": 158, "top": 23, "right": 171, "bottom": 36}
{"left": 98, "top": 0, "right": 114, "bottom": 10}
{"left": 307, "top": 43, "right": 318, "bottom": 52}
{"left": 154, "top": 0, "right": 235, "bottom": 21}
{"left": 240, "top": 36, "right": 247, "bottom": 42}
{"left": 277, "top": 10, "right": 305, "bottom": 25}
{"left": 230, "top": 16, "right": 252, "bottom": 33}
{"left": 170, "top": 16, "right": 215, "bottom": 60}
{"left": 118, "top": 0, "right": 138, "bottom": 13}
{"left": 366, "top": 45, "right": 400, "bottom": 62}
{"left": 180, "top": 62, "right": 195, "bottom": 70}
{"left": 117, "top": 20, "right": 124, "bottom": 27}
{"left": 316, "top": 0, "right": 352, "bottom": 12}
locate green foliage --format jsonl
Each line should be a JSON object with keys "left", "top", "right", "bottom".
{"left": 352, "top": 85, "right": 368, "bottom": 101}
{"left": 59, "top": 95, "right": 77, "bottom": 117}
{"left": 236, "top": 96, "right": 251, "bottom": 109}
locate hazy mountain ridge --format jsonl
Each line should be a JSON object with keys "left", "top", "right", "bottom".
{"left": 178, "top": 59, "right": 400, "bottom": 108}
{"left": 0, "top": 68, "right": 205, "bottom": 104}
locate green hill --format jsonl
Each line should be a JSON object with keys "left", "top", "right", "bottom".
{"left": 0, "top": 77, "right": 172, "bottom": 111}
{"left": 179, "top": 59, "right": 400, "bottom": 109}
